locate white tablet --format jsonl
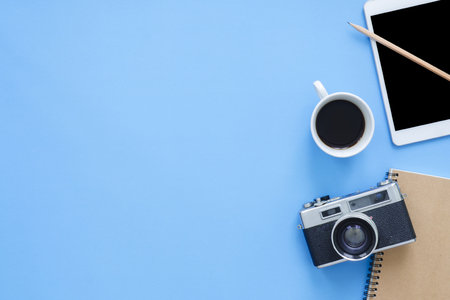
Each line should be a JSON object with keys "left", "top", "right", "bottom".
{"left": 364, "top": 0, "right": 450, "bottom": 146}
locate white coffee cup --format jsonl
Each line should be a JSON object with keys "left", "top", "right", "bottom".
{"left": 311, "top": 81, "right": 374, "bottom": 158}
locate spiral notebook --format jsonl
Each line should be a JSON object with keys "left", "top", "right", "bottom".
{"left": 364, "top": 169, "right": 450, "bottom": 299}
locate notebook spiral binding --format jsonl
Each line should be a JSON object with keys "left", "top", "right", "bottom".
{"left": 386, "top": 172, "right": 399, "bottom": 181}
{"left": 363, "top": 252, "right": 384, "bottom": 300}
{"left": 363, "top": 172, "right": 398, "bottom": 299}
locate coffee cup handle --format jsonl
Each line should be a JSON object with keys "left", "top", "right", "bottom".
{"left": 313, "top": 81, "right": 328, "bottom": 100}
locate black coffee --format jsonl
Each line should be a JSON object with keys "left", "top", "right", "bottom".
{"left": 315, "top": 100, "right": 365, "bottom": 149}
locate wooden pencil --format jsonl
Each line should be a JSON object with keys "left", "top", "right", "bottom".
{"left": 348, "top": 22, "right": 450, "bottom": 82}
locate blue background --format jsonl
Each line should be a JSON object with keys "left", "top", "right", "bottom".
{"left": 1, "top": 1, "right": 449, "bottom": 299}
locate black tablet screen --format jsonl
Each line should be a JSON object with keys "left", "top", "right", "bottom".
{"left": 371, "top": 0, "right": 450, "bottom": 131}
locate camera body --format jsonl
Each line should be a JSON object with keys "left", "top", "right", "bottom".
{"left": 299, "top": 180, "right": 416, "bottom": 268}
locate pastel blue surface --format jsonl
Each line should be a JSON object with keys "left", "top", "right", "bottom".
{"left": 2, "top": 1, "right": 450, "bottom": 299}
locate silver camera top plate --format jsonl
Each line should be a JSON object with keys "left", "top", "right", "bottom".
{"left": 299, "top": 181, "right": 403, "bottom": 229}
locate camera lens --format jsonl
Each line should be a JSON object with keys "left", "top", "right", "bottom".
{"left": 331, "top": 213, "right": 378, "bottom": 261}
{"left": 343, "top": 225, "right": 366, "bottom": 248}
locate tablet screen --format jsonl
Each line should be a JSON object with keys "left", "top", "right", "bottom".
{"left": 371, "top": 1, "right": 450, "bottom": 131}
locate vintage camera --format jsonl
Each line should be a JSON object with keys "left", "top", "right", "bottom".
{"left": 299, "top": 179, "right": 416, "bottom": 268}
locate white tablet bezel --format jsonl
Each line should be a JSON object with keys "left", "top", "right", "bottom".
{"left": 364, "top": 0, "right": 448, "bottom": 146}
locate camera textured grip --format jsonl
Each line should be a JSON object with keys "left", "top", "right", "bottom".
{"left": 365, "top": 200, "right": 416, "bottom": 249}
{"left": 303, "top": 221, "right": 342, "bottom": 267}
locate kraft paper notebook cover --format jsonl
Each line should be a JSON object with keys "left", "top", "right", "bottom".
{"left": 365, "top": 169, "right": 450, "bottom": 299}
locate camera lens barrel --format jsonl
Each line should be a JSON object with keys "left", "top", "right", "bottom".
{"left": 331, "top": 212, "right": 378, "bottom": 261}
